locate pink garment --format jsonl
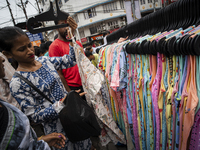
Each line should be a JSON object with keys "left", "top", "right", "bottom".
{"left": 182, "top": 56, "right": 199, "bottom": 150}
{"left": 105, "top": 46, "right": 112, "bottom": 79}
{"left": 107, "top": 45, "right": 117, "bottom": 84}
{"left": 179, "top": 57, "right": 191, "bottom": 150}
{"left": 151, "top": 53, "right": 162, "bottom": 150}
{"left": 110, "top": 44, "right": 124, "bottom": 90}
{"left": 171, "top": 58, "right": 180, "bottom": 150}
{"left": 128, "top": 54, "right": 140, "bottom": 150}
{"left": 105, "top": 44, "right": 118, "bottom": 79}
{"left": 189, "top": 108, "right": 200, "bottom": 150}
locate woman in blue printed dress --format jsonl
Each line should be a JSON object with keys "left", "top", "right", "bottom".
{"left": 0, "top": 26, "right": 91, "bottom": 150}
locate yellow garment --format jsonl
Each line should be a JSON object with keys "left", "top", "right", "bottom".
{"left": 139, "top": 56, "right": 146, "bottom": 131}
{"left": 91, "top": 54, "right": 99, "bottom": 67}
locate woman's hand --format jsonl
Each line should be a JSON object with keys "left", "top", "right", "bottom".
{"left": 117, "top": 36, "right": 128, "bottom": 43}
{"left": 75, "top": 89, "right": 87, "bottom": 97}
{"left": 38, "top": 133, "right": 66, "bottom": 149}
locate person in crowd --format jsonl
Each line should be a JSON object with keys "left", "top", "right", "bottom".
{"left": 0, "top": 55, "right": 66, "bottom": 150}
{"left": 94, "top": 42, "right": 100, "bottom": 47}
{"left": 49, "top": 16, "right": 84, "bottom": 93}
{"left": 0, "top": 51, "right": 45, "bottom": 137}
{"left": 85, "top": 46, "right": 94, "bottom": 53}
{"left": 0, "top": 26, "right": 91, "bottom": 150}
{"left": 0, "top": 52, "right": 20, "bottom": 109}
{"left": 34, "top": 46, "right": 42, "bottom": 57}
{"left": 42, "top": 41, "right": 52, "bottom": 57}
{"left": 103, "top": 31, "right": 110, "bottom": 45}
{"left": 96, "top": 48, "right": 100, "bottom": 54}
{"left": 85, "top": 51, "right": 99, "bottom": 68}
{"left": 85, "top": 41, "right": 96, "bottom": 54}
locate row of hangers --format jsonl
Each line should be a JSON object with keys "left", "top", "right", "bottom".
{"left": 125, "top": 25, "right": 200, "bottom": 56}
{"left": 106, "top": 0, "right": 200, "bottom": 48}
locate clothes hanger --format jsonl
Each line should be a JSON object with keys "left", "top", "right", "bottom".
{"left": 27, "top": 0, "right": 69, "bottom": 34}
{"left": 192, "top": 34, "right": 200, "bottom": 55}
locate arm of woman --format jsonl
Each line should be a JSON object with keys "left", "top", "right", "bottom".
{"left": 48, "top": 45, "right": 76, "bottom": 70}
{"left": 38, "top": 132, "right": 66, "bottom": 149}
{"left": 10, "top": 78, "right": 65, "bottom": 124}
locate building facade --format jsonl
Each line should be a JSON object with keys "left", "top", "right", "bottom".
{"left": 39, "top": 0, "right": 161, "bottom": 45}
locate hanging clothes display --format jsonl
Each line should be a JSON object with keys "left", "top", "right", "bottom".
{"left": 94, "top": 23, "right": 200, "bottom": 150}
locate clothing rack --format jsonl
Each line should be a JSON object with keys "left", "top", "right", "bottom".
{"left": 106, "top": 0, "right": 200, "bottom": 45}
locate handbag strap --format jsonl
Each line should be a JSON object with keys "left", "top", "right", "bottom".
{"left": 14, "top": 72, "right": 53, "bottom": 104}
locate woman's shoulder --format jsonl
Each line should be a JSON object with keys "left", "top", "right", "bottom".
{"left": 36, "top": 56, "right": 49, "bottom": 62}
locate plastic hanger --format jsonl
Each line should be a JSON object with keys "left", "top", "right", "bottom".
{"left": 27, "top": 0, "right": 69, "bottom": 34}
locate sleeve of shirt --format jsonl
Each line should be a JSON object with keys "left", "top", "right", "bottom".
{"left": 10, "top": 77, "right": 65, "bottom": 124}
{"left": 76, "top": 41, "right": 83, "bottom": 48}
{"left": 48, "top": 45, "right": 76, "bottom": 70}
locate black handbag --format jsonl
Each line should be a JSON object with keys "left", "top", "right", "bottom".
{"left": 14, "top": 72, "right": 101, "bottom": 143}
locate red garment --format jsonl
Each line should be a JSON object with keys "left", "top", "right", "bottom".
{"left": 49, "top": 39, "right": 82, "bottom": 87}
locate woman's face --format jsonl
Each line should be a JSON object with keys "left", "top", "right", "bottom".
{"left": 9, "top": 35, "right": 35, "bottom": 64}
{"left": 0, "top": 56, "right": 5, "bottom": 79}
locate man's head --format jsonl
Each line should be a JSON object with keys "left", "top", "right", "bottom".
{"left": 85, "top": 51, "right": 95, "bottom": 61}
{"left": 103, "top": 31, "right": 110, "bottom": 37}
{"left": 55, "top": 20, "right": 69, "bottom": 41}
{"left": 85, "top": 46, "right": 93, "bottom": 53}
{"left": 96, "top": 48, "right": 100, "bottom": 54}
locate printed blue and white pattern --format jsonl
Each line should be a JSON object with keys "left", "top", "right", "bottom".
{"left": 10, "top": 46, "right": 91, "bottom": 150}
{"left": 0, "top": 99, "right": 51, "bottom": 150}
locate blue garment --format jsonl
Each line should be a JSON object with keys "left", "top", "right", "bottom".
{"left": 174, "top": 56, "right": 187, "bottom": 150}
{"left": 136, "top": 55, "right": 146, "bottom": 150}
{"left": 10, "top": 46, "right": 91, "bottom": 150}
{"left": 143, "top": 55, "right": 151, "bottom": 150}
{"left": 0, "top": 99, "right": 50, "bottom": 150}
{"left": 44, "top": 52, "right": 49, "bottom": 57}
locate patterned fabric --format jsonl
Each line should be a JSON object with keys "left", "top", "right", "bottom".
{"left": 182, "top": 56, "right": 199, "bottom": 150}
{"left": 189, "top": 109, "right": 200, "bottom": 150}
{"left": 10, "top": 47, "right": 92, "bottom": 150}
{"left": 0, "top": 99, "right": 50, "bottom": 150}
{"left": 72, "top": 41, "right": 126, "bottom": 146}
{"left": 163, "top": 57, "right": 169, "bottom": 150}
{"left": 195, "top": 56, "right": 200, "bottom": 113}
{"left": 179, "top": 56, "right": 191, "bottom": 150}
{"left": 171, "top": 56, "right": 179, "bottom": 150}
{"left": 174, "top": 56, "right": 187, "bottom": 150}
{"left": 151, "top": 53, "right": 162, "bottom": 150}
{"left": 0, "top": 52, "right": 20, "bottom": 109}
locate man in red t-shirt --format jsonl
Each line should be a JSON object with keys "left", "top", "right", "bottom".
{"left": 49, "top": 17, "right": 84, "bottom": 93}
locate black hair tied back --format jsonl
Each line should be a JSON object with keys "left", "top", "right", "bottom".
{"left": 0, "top": 26, "right": 26, "bottom": 52}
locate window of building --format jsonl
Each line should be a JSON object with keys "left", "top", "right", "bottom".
{"left": 72, "top": 15, "right": 79, "bottom": 23}
{"left": 65, "top": 0, "right": 69, "bottom": 2}
{"left": 107, "top": 20, "right": 118, "bottom": 27}
{"left": 84, "top": 8, "right": 96, "bottom": 19}
{"left": 120, "top": 0, "right": 125, "bottom": 9}
{"left": 148, "top": 0, "right": 152, "bottom": 3}
{"left": 79, "top": 31, "right": 85, "bottom": 38}
{"left": 89, "top": 24, "right": 101, "bottom": 35}
{"left": 140, "top": 0, "right": 145, "bottom": 5}
{"left": 103, "top": 2, "right": 117, "bottom": 13}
